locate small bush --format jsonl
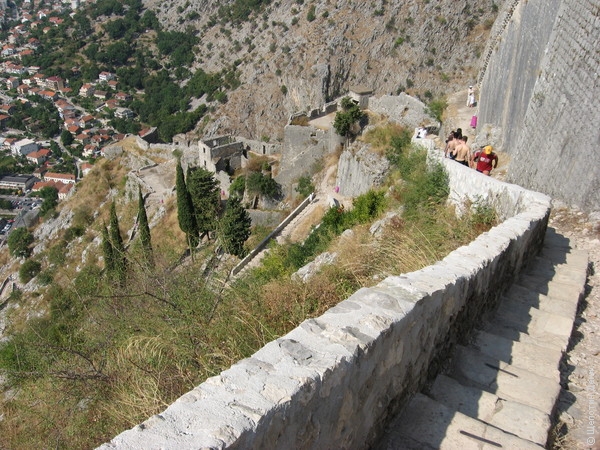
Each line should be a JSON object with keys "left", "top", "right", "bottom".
{"left": 426, "top": 97, "right": 448, "bottom": 122}
{"left": 306, "top": 5, "right": 316, "bottom": 21}
{"left": 19, "top": 259, "right": 42, "bottom": 283}
{"left": 296, "top": 175, "right": 314, "bottom": 198}
{"left": 229, "top": 175, "right": 245, "bottom": 198}
{"left": 64, "top": 225, "right": 85, "bottom": 242}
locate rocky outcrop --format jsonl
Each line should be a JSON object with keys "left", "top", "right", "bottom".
{"left": 141, "top": 0, "right": 498, "bottom": 140}
{"left": 336, "top": 143, "right": 389, "bottom": 197}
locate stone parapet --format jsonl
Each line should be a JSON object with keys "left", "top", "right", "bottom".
{"left": 99, "top": 148, "right": 551, "bottom": 450}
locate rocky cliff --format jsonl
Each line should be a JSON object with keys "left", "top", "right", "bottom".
{"left": 143, "top": 0, "right": 497, "bottom": 140}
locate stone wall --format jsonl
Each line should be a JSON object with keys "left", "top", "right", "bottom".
{"left": 98, "top": 148, "right": 551, "bottom": 450}
{"left": 368, "top": 93, "right": 437, "bottom": 129}
{"left": 478, "top": 0, "right": 600, "bottom": 212}
{"left": 274, "top": 125, "right": 334, "bottom": 197}
{"left": 336, "top": 144, "right": 389, "bottom": 197}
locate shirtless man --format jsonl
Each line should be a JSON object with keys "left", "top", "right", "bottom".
{"left": 444, "top": 131, "right": 459, "bottom": 159}
{"left": 453, "top": 135, "right": 471, "bottom": 167}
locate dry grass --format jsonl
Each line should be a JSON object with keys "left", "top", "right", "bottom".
{"left": 362, "top": 122, "right": 410, "bottom": 156}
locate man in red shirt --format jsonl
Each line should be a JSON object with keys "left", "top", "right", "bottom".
{"left": 471, "top": 145, "right": 498, "bottom": 175}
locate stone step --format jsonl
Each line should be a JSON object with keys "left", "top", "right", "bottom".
{"left": 516, "top": 272, "right": 586, "bottom": 304}
{"left": 428, "top": 374, "right": 551, "bottom": 446}
{"left": 374, "top": 228, "right": 588, "bottom": 449}
{"left": 492, "top": 297, "right": 575, "bottom": 345}
{"left": 501, "top": 284, "right": 578, "bottom": 319}
{"left": 377, "top": 393, "right": 543, "bottom": 449}
{"left": 448, "top": 345, "right": 560, "bottom": 413}
{"left": 470, "top": 330, "right": 562, "bottom": 382}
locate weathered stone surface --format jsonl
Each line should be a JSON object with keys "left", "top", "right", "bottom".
{"left": 479, "top": 0, "right": 600, "bottom": 212}
{"left": 99, "top": 145, "right": 554, "bottom": 449}
{"left": 428, "top": 375, "right": 551, "bottom": 446}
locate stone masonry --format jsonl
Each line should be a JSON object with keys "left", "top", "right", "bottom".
{"left": 478, "top": 0, "right": 600, "bottom": 212}
{"left": 98, "top": 144, "right": 555, "bottom": 449}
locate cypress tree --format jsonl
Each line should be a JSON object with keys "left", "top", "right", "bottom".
{"left": 176, "top": 159, "right": 199, "bottom": 251}
{"left": 186, "top": 166, "right": 221, "bottom": 238}
{"left": 137, "top": 187, "right": 153, "bottom": 268}
{"left": 109, "top": 202, "right": 127, "bottom": 282}
{"left": 101, "top": 223, "right": 115, "bottom": 274}
{"left": 218, "top": 196, "right": 251, "bottom": 257}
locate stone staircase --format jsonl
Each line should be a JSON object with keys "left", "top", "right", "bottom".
{"left": 375, "top": 228, "right": 588, "bottom": 449}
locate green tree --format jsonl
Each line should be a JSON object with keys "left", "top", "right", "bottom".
{"left": 296, "top": 175, "right": 314, "bottom": 198}
{"left": 19, "top": 259, "right": 41, "bottom": 283}
{"left": 229, "top": 175, "right": 245, "bottom": 198}
{"left": 101, "top": 223, "right": 115, "bottom": 273}
{"left": 186, "top": 167, "right": 221, "bottom": 239}
{"left": 246, "top": 171, "right": 280, "bottom": 198}
{"left": 137, "top": 187, "right": 153, "bottom": 267}
{"left": 109, "top": 202, "right": 127, "bottom": 282}
{"left": 218, "top": 197, "right": 251, "bottom": 257}
{"left": 39, "top": 186, "right": 58, "bottom": 216}
{"left": 61, "top": 129, "right": 74, "bottom": 146}
{"left": 176, "top": 160, "right": 199, "bottom": 251}
{"left": 333, "top": 97, "right": 365, "bottom": 137}
{"left": 8, "top": 227, "right": 34, "bottom": 258}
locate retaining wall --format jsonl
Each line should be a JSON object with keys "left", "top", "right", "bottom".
{"left": 99, "top": 144, "right": 551, "bottom": 449}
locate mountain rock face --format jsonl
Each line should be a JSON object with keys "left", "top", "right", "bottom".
{"left": 144, "top": 0, "right": 497, "bottom": 140}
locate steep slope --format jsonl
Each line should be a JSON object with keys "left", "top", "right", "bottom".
{"left": 144, "top": 0, "right": 497, "bottom": 139}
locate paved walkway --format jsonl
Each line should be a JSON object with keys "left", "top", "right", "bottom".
{"left": 374, "top": 227, "right": 588, "bottom": 449}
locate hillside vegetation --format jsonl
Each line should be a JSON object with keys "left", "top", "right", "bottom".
{"left": 13, "top": 0, "right": 497, "bottom": 141}
{"left": 0, "top": 124, "right": 497, "bottom": 448}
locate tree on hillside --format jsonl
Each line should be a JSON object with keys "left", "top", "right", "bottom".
{"left": 19, "top": 259, "right": 41, "bottom": 283}
{"left": 218, "top": 196, "right": 251, "bottom": 258}
{"left": 176, "top": 160, "right": 199, "bottom": 252}
{"left": 186, "top": 166, "right": 221, "bottom": 239}
{"left": 101, "top": 223, "right": 115, "bottom": 274}
{"left": 8, "top": 227, "right": 34, "bottom": 258}
{"left": 39, "top": 186, "right": 58, "bottom": 216}
{"left": 246, "top": 171, "right": 280, "bottom": 199}
{"left": 109, "top": 202, "right": 127, "bottom": 282}
{"left": 137, "top": 187, "right": 153, "bottom": 268}
{"left": 61, "top": 129, "right": 74, "bottom": 146}
{"left": 333, "top": 97, "right": 365, "bottom": 138}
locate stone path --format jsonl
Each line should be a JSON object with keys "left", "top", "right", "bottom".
{"left": 375, "top": 227, "right": 589, "bottom": 449}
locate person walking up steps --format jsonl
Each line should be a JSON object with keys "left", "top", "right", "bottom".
{"left": 453, "top": 135, "right": 471, "bottom": 167}
{"left": 471, "top": 145, "right": 498, "bottom": 175}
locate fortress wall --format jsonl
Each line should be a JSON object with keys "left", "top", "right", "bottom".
{"left": 99, "top": 149, "right": 551, "bottom": 450}
{"left": 479, "top": 0, "right": 600, "bottom": 212}
{"left": 274, "top": 125, "right": 332, "bottom": 197}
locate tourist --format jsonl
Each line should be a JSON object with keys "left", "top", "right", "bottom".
{"left": 467, "top": 86, "right": 474, "bottom": 107}
{"left": 453, "top": 135, "right": 471, "bottom": 167}
{"left": 468, "top": 92, "right": 476, "bottom": 107}
{"left": 471, "top": 145, "right": 498, "bottom": 175}
{"left": 445, "top": 131, "right": 459, "bottom": 159}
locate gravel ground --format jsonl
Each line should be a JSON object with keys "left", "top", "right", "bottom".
{"left": 548, "top": 203, "right": 600, "bottom": 450}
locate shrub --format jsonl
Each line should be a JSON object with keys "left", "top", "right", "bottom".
{"left": 19, "top": 259, "right": 41, "bottom": 283}
{"left": 426, "top": 97, "right": 448, "bottom": 122}
{"left": 306, "top": 5, "right": 316, "bottom": 21}
{"left": 296, "top": 175, "right": 314, "bottom": 198}
{"left": 230, "top": 175, "right": 245, "bottom": 198}
{"left": 64, "top": 225, "right": 85, "bottom": 242}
